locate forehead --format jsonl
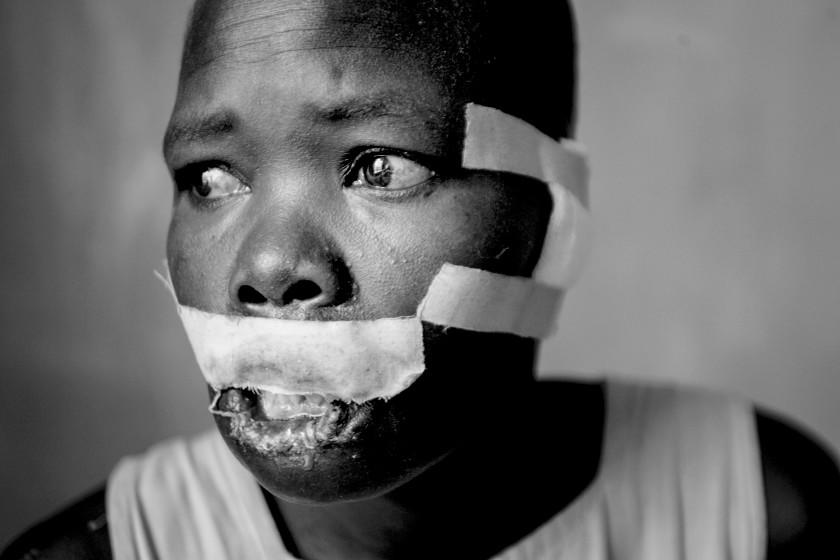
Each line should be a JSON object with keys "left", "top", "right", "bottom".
{"left": 182, "top": 0, "right": 465, "bottom": 83}
{"left": 166, "top": 0, "right": 465, "bottom": 161}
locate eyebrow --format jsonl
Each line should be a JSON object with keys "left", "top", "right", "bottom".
{"left": 314, "top": 92, "right": 442, "bottom": 124}
{"left": 163, "top": 110, "right": 237, "bottom": 158}
{"left": 162, "top": 92, "right": 447, "bottom": 158}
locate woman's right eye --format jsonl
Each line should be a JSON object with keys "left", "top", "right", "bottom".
{"left": 176, "top": 165, "right": 250, "bottom": 202}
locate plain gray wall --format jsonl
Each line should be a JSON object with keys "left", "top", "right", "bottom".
{"left": 2, "top": 0, "right": 839, "bottom": 545}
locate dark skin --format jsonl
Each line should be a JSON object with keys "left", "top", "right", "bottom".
{"left": 164, "top": 3, "right": 582, "bottom": 556}
{"left": 3, "top": 1, "right": 837, "bottom": 559}
{"left": 267, "top": 383, "right": 605, "bottom": 560}
{"left": 165, "top": 33, "right": 554, "bottom": 504}
{"left": 162, "top": 2, "right": 597, "bottom": 557}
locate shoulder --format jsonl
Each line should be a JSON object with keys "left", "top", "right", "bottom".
{"left": 604, "top": 378, "right": 840, "bottom": 555}
{"left": 0, "top": 486, "right": 112, "bottom": 560}
{"left": 755, "top": 408, "right": 840, "bottom": 557}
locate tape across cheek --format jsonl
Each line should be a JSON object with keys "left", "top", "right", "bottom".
{"left": 418, "top": 264, "right": 564, "bottom": 339}
{"left": 160, "top": 262, "right": 563, "bottom": 405}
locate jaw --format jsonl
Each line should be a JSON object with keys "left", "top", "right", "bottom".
{"left": 209, "top": 383, "right": 453, "bottom": 503}
{"left": 207, "top": 328, "right": 539, "bottom": 503}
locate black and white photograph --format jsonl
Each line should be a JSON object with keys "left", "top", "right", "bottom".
{"left": 1, "top": 1, "right": 839, "bottom": 558}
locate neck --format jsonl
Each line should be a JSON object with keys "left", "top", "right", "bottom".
{"left": 272, "top": 379, "right": 605, "bottom": 560}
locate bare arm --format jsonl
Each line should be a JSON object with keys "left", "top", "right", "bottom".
{"left": 757, "top": 409, "right": 840, "bottom": 558}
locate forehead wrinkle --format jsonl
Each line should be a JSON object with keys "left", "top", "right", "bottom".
{"left": 182, "top": 43, "right": 393, "bottom": 85}
{"left": 182, "top": 19, "right": 399, "bottom": 83}
{"left": 203, "top": 0, "right": 326, "bottom": 36}
{"left": 186, "top": 0, "right": 376, "bottom": 69}
{"left": 183, "top": 1, "right": 431, "bottom": 83}
{"left": 213, "top": 9, "right": 368, "bottom": 39}
{"left": 184, "top": 0, "right": 325, "bottom": 78}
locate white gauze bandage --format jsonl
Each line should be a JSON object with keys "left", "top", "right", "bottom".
{"left": 164, "top": 104, "right": 590, "bottom": 404}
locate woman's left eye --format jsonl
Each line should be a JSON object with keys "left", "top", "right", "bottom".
{"left": 346, "top": 153, "right": 435, "bottom": 191}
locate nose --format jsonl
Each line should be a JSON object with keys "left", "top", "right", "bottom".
{"left": 228, "top": 217, "right": 352, "bottom": 315}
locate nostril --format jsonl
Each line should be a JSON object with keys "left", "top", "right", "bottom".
{"left": 281, "top": 280, "right": 323, "bottom": 306}
{"left": 238, "top": 285, "right": 268, "bottom": 305}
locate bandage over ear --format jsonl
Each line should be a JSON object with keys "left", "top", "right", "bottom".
{"left": 163, "top": 104, "right": 591, "bottom": 404}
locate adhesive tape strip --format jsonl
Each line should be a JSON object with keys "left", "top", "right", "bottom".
{"left": 539, "top": 184, "right": 592, "bottom": 287}
{"left": 462, "top": 103, "right": 592, "bottom": 286}
{"left": 462, "top": 103, "right": 588, "bottom": 206}
{"left": 157, "top": 265, "right": 558, "bottom": 404}
{"left": 417, "top": 264, "right": 563, "bottom": 338}
{"left": 159, "top": 267, "right": 560, "bottom": 404}
{"left": 180, "top": 305, "right": 424, "bottom": 403}
{"left": 156, "top": 270, "right": 425, "bottom": 403}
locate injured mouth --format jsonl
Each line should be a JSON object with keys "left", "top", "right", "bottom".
{"left": 212, "top": 387, "right": 337, "bottom": 421}
{"left": 210, "top": 387, "right": 374, "bottom": 461}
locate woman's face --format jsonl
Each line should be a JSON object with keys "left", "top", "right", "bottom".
{"left": 164, "top": 0, "right": 549, "bottom": 502}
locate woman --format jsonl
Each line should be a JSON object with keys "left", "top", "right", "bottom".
{"left": 3, "top": 0, "right": 837, "bottom": 558}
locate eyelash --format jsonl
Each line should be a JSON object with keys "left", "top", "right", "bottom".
{"left": 339, "top": 147, "right": 446, "bottom": 189}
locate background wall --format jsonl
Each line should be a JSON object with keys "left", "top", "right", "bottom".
{"left": 1, "top": 0, "right": 838, "bottom": 546}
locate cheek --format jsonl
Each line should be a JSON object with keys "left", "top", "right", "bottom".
{"left": 165, "top": 175, "right": 548, "bottom": 318}
{"left": 346, "top": 176, "right": 547, "bottom": 317}
{"left": 166, "top": 203, "right": 241, "bottom": 311}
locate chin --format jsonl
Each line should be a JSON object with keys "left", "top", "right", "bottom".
{"left": 211, "top": 386, "right": 453, "bottom": 503}
{"left": 206, "top": 327, "right": 532, "bottom": 503}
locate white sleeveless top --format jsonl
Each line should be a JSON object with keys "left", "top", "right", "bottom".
{"left": 107, "top": 381, "right": 766, "bottom": 559}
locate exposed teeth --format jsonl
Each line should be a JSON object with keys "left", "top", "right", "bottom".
{"left": 213, "top": 387, "right": 257, "bottom": 416}
{"left": 222, "top": 393, "right": 362, "bottom": 456}
{"left": 259, "top": 391, "right": 332, "bottom": 420}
